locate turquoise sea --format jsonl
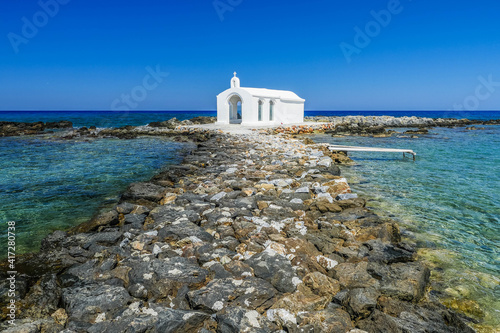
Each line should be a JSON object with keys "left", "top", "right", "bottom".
{"left": 0, "top": 129, "right": 195, "bottom": 254}
{"left": 1, "top": 110, "right": 499, "bottom": 330}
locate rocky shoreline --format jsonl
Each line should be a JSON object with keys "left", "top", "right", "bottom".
{"left": 0, "top": 125, "right": 480, "bottom": 332}
{"left": 302, "top": 116, "right": 500, "bottom": 137}
{"left": 0, "top": 120, "right": 73, "bottom": 137}
{"left": 3, "top": 115, "right": 499, "bottom": 140}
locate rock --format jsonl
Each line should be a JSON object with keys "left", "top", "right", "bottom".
{"left": 271, "top": 289, "right": 331, "bottom": 313}
{"left": 357, "top": 306, "right": 475, "bottom": 333}
{"left": 149, "top": 117, "right": 181, "bottom": 129}
{"left": 316, "top": 255, "right": 339, "bottom": 270}
{"left": 363, "top": 239, "right": 415, "bottom": 264}
{"left": 295, "top": 187, "right": 310, "bottom": 193}
{"left": 127, "top": 257, "right": 208, "bottom": 300}
{"left": 1, "top": 319, "right": 63, "bottom": 333}
{"left": 158, "top": 218, "right": 213, "bottom": 242}
{"left": 256, "top": 183, "right": 275, "bottom": 191}
{"left": 121, "top": 182, "right": 167, "bottom": 203}
{"left": 41, "top": 230, "right": 68, "bottom": 251}
{"left": 123, "top": 213, "right": 146, "bottom": 226}
{"left": 87, "top": 307, "right": 209, "bottom": 333}
{"left": 83, "top": 231, "right": 123, "bottom": 249}
{"left": 161, "top": 193, "right": 177, "bottom": 205}
{"left": 62, "top": 284, "right": 131, "bottom": 322}
{"left": 51, "top": 308, "right": 69, "bottom": 326}
{"left": 115, "top": 202, "right": 136, "bottom": 214}
{"left": 344, "top": 287, "right": 379, "bottom": 320}
{"left": 216, "top": 307, "right": 277, "bottom": 333}
{"left": 368, "top": 262, "right": 430, "bottom": 302}
{"left": 297, "top": 307, "right": 354, "bottom": 333}
{"left": 0, "top": 121, "right": 46, "bottom": 136}
{"left": 19, "top": 274, "right": 61, "bottom": 319}
{"left": 303, "top": 272, "right": 341, "bottom": 297}
{"left": 224, "top": 261, "right": 254, "bottom": 278}
{"left": 188, "top": 277, "right": 277, "bottom": 313}
{"left": 245, "top": 251, "right": 299, "bottom": 293}
{"left": 45, "top": 120, "right": 73, "bottom": 129}
{"left": 189, "top": 116, "right": 217, "bottom": 124}
{"left": 443, "top": 298, "right": 485, "bottom": 319}
{"left": 333, "top": 262, "right": 379, "bottom": 289}
{"left": 72, "top": 210, "right": 119, "bottom": 233}
{"left": 337, "top": 193, "right": 358, "bottom": 200}
{"left": 315, "top": 199, "right": 342, "bottom": 213}
{"left": 210, "top": 191, "right": 227, "bottom": 202}
{"left": 257, "top": 201, "right": 269, "bottom": 210}
{"left": 317, "top": 157, "right": 333, "bottom": 167}
{"left": 266, "top": 308, "right": 297, "bottom": 327}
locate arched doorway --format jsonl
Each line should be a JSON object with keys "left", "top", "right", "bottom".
{"left": 228, "top": 94, "right": 242, "bottom": 124}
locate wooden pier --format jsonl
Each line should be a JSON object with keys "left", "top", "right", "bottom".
{"left": 328, "top": 144, "right": 417, "bottom": 161}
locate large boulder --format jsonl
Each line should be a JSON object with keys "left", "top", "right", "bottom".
{"left": 158, "top": 218, "right": 213, "bottom": 242}
{"left": 216, "top": 306, "right": 277, "bottom": 333}
{"left": 62, "top": 284, "right": 131, "bottom": 323}
{"left": 121, "top": 182, "right": 167, "bottom": 203}
{"left": 87, "top": 307, "right": 210, "bottom": 333}
{"left": 367, "top": 262, "right": 430, "bottom": 302}
{"left": 245, "top": 251, "right": 300, "bottom": 293}
{"left": 188, "top": 277, "right": 277, "bottom": 313}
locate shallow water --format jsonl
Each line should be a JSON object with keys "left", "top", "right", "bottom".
{"left": 312, "top": 126, "right": 500, "bottom": 330}
{"left": 0, "top": 136, "right": 194, "bottom": 255}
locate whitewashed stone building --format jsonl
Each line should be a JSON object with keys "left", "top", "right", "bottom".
{"left": 217, "top": 73, "right": 305, "bottom": 125}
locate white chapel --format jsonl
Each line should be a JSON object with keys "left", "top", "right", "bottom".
{"left": 216, "top": 73, "right": 305, "bottom": 125}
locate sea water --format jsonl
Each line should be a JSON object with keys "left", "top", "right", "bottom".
{"left": 311, "top": 121, "right": 500, "bottom": 330}
{"left": 0, "top": 134, "right": 194, "bottom": 255}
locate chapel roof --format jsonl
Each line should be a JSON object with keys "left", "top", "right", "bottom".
{"left": 238, "top": 87, "right": 305, "bottom": 102}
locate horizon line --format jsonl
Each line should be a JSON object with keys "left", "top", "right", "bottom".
{"left": 1, "top": 109, "right": 500, "bottom": 112}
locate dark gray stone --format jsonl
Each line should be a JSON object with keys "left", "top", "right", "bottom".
{"left": 62, "top": 284, "right": 131, "bottom": 322}
{"left": 368, "top": 262, "right": 430, "bottom": 302}
{"left": 87, "top": 307, "right": 209, "bottom": 333}
{"left": 83, "top": 231, "right": 122, "bottom": 249}
{"left": 363, "top": 239, "right": 415, "bottom": 264}
{"left": 123, "top": 213, "right": 146, "bottom": 225}
{"left": 121, "top": 182, "right": 166, "bottom": 202}
{"left": 115, "top": 202, "right": 136, "bottom": 214}
{"left": 158, "top": 218, "right": 213, "bottom": 242}
{"left": 216, "top": 306, "right": 276, "bottom": 333}
{"left": 245, "top": 251, "right": 299, "bottom": 293}
{"left": 188, "top": 277, "right": 277, "bottom": 312}
{"left": 40, "top": 230, "right": 68, "bottom": 251}
{"left": 344, "top": 287, "right": 379, "bottom": 319}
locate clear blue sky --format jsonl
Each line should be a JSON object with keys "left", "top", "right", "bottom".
{"left": 1, "top": 0, "right": 499, "bottom": 111}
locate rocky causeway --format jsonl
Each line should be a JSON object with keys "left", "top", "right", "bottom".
{"left": 1, "top": 116, "right": 494, "bottom": 332}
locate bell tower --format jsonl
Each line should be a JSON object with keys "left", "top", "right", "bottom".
{"left": 231, "top": 72, "right": 240, "bottom": 88}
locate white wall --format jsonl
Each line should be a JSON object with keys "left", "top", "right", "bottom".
{"left": 217, "top": 88, "right": 304, "bottom": 125}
